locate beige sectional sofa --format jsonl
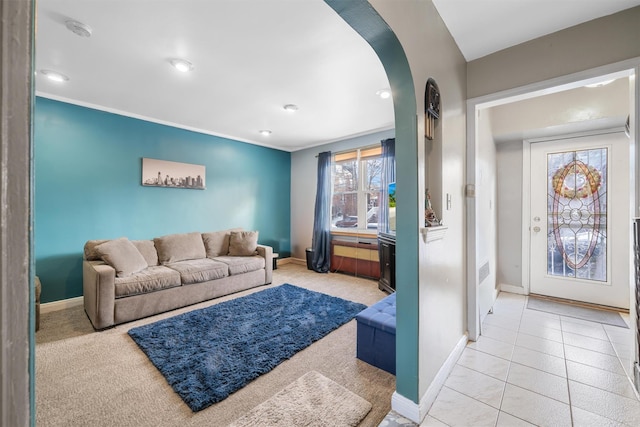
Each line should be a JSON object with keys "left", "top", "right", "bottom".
{"left": 83, "top": 229, "right": 273, "bottom": 329}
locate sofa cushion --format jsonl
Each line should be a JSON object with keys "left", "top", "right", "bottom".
{"left": 131, "top": 240, "right": 159, "bottom": 266}
{"left": 213, "top": 256, "right": 265, "bottom": 275}
{"left": 154, "top": 232, "right": 206, "bottom": 264}
{"left": 84, "top": 239, "right": 109, "bottom": 261}
{"left": 202, "top": 228, "right": 242, "bottom": 258}
{"left": 114, "top": 265, "right": 182, "bottom": 298}
{"left": 166, "top": 258, "right": 229, "bottom": 285}
{"left": 94, "top": 237, "right": 148, "bottom": 278}
{"left": 228, "top": 230, "right": 259, "bottom": 256}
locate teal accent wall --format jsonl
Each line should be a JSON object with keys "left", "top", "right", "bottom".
{"left": 35, "top": 97, "right": 291, "bottom": 303}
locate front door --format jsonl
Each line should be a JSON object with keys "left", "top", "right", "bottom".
{"left": 530, "top": 131, "right": 630, "bottom": 309}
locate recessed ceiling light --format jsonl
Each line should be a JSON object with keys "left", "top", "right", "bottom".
{"left": 283, "top": 104, "right": 299, "bottom": 112}
{"left": 40, "top": 70, "right": 69, "bottom": 83}
{"left": 169, "top": 59, "right": 194, "bottom": 72}
{"left": 65, "top": 19, "right": 92, "bottom": 38}
{"left": 259, "top": 130, "right": 272, "bottom": 136}
{"left": 585, "top": 79, "right": 615, "bottom": 88}
{"left": 376, "top": 89, "right": 391, "bottom": 99}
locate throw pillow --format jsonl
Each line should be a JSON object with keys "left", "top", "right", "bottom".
{"left": 131, "top": 240, "right": 159, "bottom": 266}
{"left": 83, "top": 239, "right": 109, "bottom": 261}
{"left": 94, "top": 237, "right": 148, "bottom": 278}
{"left": 228, "top": 230, "right": 259, "bottom": 256}
{"left": 202, "top": 228, "right": 243, "bottom": 258}
{"left": 154, "top": 232, "right": 206, "bottom": 264}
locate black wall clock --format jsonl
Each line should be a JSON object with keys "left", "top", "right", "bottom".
{"left": 425, "top": 78, "right": 440, "bottom": 119}
{"left": 425, "top": 78, "right": 440, "bottom": 140}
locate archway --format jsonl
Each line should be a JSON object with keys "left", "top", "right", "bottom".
{"left": 324, "top": 0, "right": 421, "bottom": 407}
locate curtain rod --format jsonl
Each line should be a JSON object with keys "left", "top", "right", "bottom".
{"left": 315, "top": 143, "right": 381, "bottom": 158}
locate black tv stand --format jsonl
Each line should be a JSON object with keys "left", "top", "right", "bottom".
{"left": 378, "top": 233, "right": 396, "bottom": 293}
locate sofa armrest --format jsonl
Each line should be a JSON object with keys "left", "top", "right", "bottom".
{"left": 256, "top": 244, "right": 273, "bottom": 284}
{"left": 83, "top": 260, "right": 116, "bottom": 329}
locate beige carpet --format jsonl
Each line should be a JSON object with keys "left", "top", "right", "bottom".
{"left": 36, "top": 263, "right": 395, "bottom": 427}
{"left": 228, "top": 371, "right": 372, "bottom": 427}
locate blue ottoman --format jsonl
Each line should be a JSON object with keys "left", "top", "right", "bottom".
{"left": 356, "top": 292, "right": 396, "bottom": 375}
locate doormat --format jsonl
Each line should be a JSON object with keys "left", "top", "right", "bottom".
{"left": 227, "top": 371, "right": 372, "bottom": 427}
{"left": 527, "top": 296, "right": 628, "bottom": 328}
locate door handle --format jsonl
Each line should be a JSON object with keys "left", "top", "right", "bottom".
{"left": 533, "top": 226, "right": 541, "bottom": 232}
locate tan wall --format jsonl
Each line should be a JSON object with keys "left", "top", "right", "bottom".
{"left": 468, "top": 6, "right": 640, "bottom": 98}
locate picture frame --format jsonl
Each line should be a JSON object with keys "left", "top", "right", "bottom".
{"left": 142, "top": 158, "right": 205, "bottom": 190}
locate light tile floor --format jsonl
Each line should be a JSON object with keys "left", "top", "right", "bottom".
{"left": 424, "top": 292, "right": 640, "bottom": 426}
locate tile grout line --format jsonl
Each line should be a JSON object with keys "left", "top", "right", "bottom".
{"left": 493, "top": 296, "right": 525, "bottom": 427}
{"left": 564, "top": 367, "right": 640, "bottom": 400}
{"left": 605, "top": 325, "right": 640, "bottom": 402}
{"left": 425, "top": 406, "right": 451, "bottom": 427}
{"left": 493, "top": 294, "right": 640, "bottom": 425}
{"left": 497, "top": 296, "right": 571, "bottom": 426}
{"left": 561, "top": 308, "right": 635, "bottom": 425}
{"left": 559, "top": 314, "right": 575, "bottom": 427}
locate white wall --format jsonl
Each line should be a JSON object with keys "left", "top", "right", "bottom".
{"left": 476, "top": 108, "right": 498, "bottom": 321}
{"left": 290, "top": 129, "right": 394, "bottom": 260}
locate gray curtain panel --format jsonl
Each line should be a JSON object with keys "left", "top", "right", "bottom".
{"left": 311, "top": 151, "right": 332, "bottom": 273}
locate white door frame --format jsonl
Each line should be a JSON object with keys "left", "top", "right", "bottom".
{"left": 466, "top": 57, "right": 640, "bottom": 342}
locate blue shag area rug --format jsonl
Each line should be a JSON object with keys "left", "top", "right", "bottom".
{"left": 128, "top": 284, "right": 367, "bottom": 412}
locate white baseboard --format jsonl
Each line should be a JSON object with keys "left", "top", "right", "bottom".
{"left": 499, "top": 283, "right": 527, "bottom": 295}
{"left": 40, "top": 296, "right": 84, "bottom": 314}
{"left": 392, "top": 334, "right": 468, "bottom": 424}
{"left": 391, "top": 392, "right": 422, "bottom": 424}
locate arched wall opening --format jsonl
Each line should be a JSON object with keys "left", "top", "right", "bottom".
{"left": 324, "top": 0, "right": 421, "bottom": 404}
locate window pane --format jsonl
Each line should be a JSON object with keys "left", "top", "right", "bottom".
{"left": 547, "top": 148, "right": 607, "bottom": 281}
{"left": 330, "top": 146, "right": 382, "bottom": 231}
{"left": 332, "top": 193, "right": 358, "bottom": 228}
{"left": 364, "top": 157, "right": 382, "bottom": 191}
{"left": 333, "top": 160, "right": 358, "bottom": 193}
{"left": 366, "top": 192, "right": 380, "bottom": 229}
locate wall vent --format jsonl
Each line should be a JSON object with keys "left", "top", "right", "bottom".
{"left": 479, "top": 261, "right": 490, "bottom": 284}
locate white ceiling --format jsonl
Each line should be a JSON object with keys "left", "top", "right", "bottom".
{"left": 35, "top": 0, "right": 640, "bottom": 152}
{"left": 35, "top": 0, "right": 394, "bottom": 152}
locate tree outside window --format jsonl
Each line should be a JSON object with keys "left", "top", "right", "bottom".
{"left": 331, "top": 146, "right": 382, "bottom": 232}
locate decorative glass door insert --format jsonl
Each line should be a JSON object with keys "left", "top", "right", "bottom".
{"left": 547, "top": 148, "right": 607, "bottom": 281}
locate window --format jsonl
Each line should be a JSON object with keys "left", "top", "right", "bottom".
{"left": 331, "top": 146, "right": 382, "bottom": 232}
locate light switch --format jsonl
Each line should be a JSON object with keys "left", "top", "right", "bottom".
{"left": 465, "top": 184, "right": 475, "bottom": 198}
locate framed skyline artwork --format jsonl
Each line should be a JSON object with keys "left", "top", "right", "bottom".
{"left": 142, "top": 158, "right": 205, "bottom": 190}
